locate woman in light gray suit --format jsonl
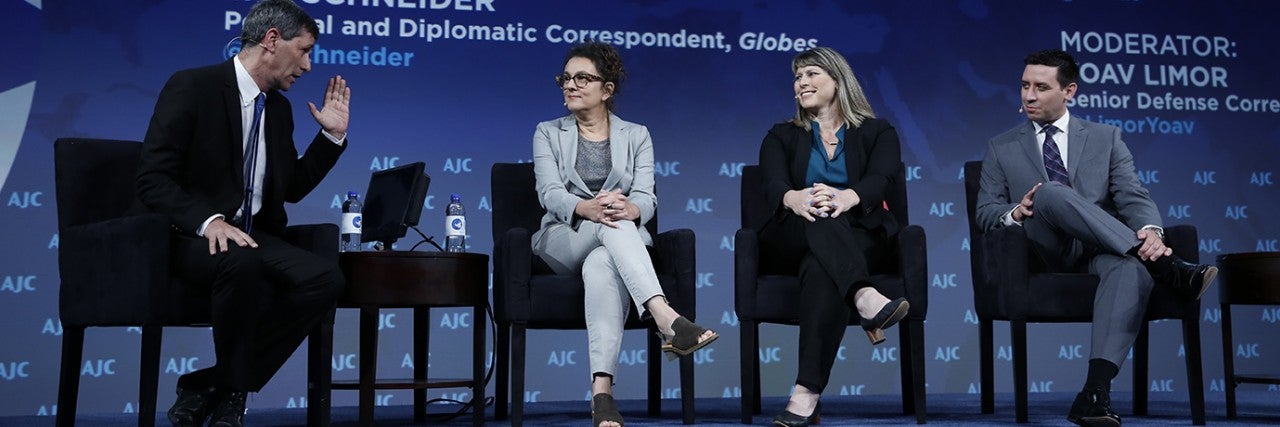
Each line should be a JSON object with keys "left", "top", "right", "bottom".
{"left": 531, "top": 42, "right": 717, "bottom": 427}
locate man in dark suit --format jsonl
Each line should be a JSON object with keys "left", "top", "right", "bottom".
{"left": 135, "top": 1, "right": 349, "bottom": 425}
{"left": 975, "top": 49, "right": 1215, "bottom": 427}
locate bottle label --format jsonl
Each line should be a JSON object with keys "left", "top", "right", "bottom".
{"left": 341, "top": 213, "right": 362, "bottom": 234}
{"left": 446, "top": 215, "right": 466, "bottom": 236}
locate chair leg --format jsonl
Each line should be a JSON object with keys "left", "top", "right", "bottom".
{"left": 1134, "top": 324, "right": 1150, "bottom": 416}
{"left": 307, "top": 309, "right": 334, "bottom": 427}
{"left": 1181, "top": 308, "right": 1206, "bottom": 425}
{"left": 739, "top": 320, "right": 757, "bottom": 424}
{"left": 496, "top": 321, "right": 510, "bottom": 420}
{"left": 511, "top": 323, "right": 527, "bottom": 427}
{"left": 980, "top": 319, "right": 994, "bottom": 414}
{"left": 647, "top": 328, "right": 660, "bottom": 417}
{"left": 1221, "top": 303, "right": 1237, "bottom": 419}
{"left": 1012, "top": 320, "right": 1028, "bottom": 424}
{"left": 680, "top": 342, "right": 696, "bottom": 424}
{"left": 139, "top": 326, "right": 162, "bottom": 427}
{"left": 899, "top": 320, "right": 927, "bottom": 424}
{"left": 56, "top": 326, "right": 85, "bottom": 427}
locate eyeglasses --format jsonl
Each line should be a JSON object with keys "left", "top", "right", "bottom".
{"left": 555, "top": 72, "right": 604, "bottom": 88}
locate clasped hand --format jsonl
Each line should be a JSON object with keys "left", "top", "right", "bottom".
{"left": 784, "top": 183, "right": 860, "bottom": 222}
{"left": 577, "top": 189, "right": 637, "bottom": 228}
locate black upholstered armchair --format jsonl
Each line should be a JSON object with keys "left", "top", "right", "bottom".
{"left": 489, "top": 162, "right": 697, "bottom": 425}
{"left": 734, "top": 164, "right": 928, "bottom": 424}
{"left": 962, "top": 160, "right": 1205, "bottom": 425}
{"left": 54, "top": 138, "right": 337, "bottom": 427}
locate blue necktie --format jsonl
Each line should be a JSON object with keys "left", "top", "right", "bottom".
{"left": 242, "top": 93, "right": 265, "bottom": 233}
{"left": 1041, "top": 124, "right": 1070, "bottom": 187}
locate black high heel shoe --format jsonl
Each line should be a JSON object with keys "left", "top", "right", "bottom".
{"left": 773, "top": 401, "right": 821, "bottom": 427}
{"left": 860, "top": 297, "right": 909, "bottom": 345}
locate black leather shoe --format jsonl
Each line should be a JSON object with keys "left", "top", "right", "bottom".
{"left": 1149, "top": 255, "right": 1217, "bottom": 300}
{"left": 208, "top": 391, "right": 247, "bottom": 427}
{"left": 772, "top": 401, "right": 820, "bottom": 427}
{"left": 859, "top": 297, "right": 909, "bottom": 345}
{"left": 167, "top": 385, "right": 217, "bottom": 427}
{"left": 1067, "top": 387, "right": 1120, "bottom": 427}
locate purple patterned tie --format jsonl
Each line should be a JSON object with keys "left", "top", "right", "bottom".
{"left": 1041, "top": 124, "right": 1070, "bottom": 187}
{"left": 241, "top": 93, "right": 265, "bottom": 233}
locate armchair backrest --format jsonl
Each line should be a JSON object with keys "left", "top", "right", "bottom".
{"left": 962, "top": 160, "right": 986, "bottom": 286}
{"left": 54, "top": 138, "right": 143, "bottom": 230}
{"left": 489, "top": 162, "right": 658, "bottom": 241}
{"left": 739, "top": 162, "right": 910, "bottom": 230}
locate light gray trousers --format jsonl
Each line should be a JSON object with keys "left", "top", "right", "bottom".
{"left": 533, "top": 220, "right": 664, "bottom": 379}
{"left": 1023, "top": 182, "right": 1154, "bottom": 367}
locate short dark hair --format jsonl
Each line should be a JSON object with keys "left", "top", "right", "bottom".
{"left": 564, "top": 42, "right": 626, "bottom": 110}
{"left": 1024, "top": 49, "right": 1078, "bottom": 88}
{"left": 241, "top": 0, "right": 319, "bottom": 46}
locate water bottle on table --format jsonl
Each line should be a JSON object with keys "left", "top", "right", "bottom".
{"left": 340, "top": 191, "right": 362, "bottom": 252}
{"left": 445, "top": 194, "right": 466, "bottom": 252}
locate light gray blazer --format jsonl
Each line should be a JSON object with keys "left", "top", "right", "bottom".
{"left": 531, "top": 113, "right": 657, "bottom": 245}
{"left": 975, "top": 116, "right": 1160, "bottom": 233}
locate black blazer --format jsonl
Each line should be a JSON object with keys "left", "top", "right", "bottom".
{"left": 136, "top": 59, "right": 345, "bottom": 236}
{"left": 756, "top": 118, "right": 901, "bottom": 234}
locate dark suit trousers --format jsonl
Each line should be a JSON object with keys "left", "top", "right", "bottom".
{"left": 760, "top": 212, "right": 881, "bottom": 394}
{"left": 172, "top": 230, "right": 344, "bottom": 392}
{"left": 1024, "top": 182, "right": 1153, "bottom": 366}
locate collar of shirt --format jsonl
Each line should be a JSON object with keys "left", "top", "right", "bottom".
{"left": 1031, "top": 109, "right": 1071, "bottom": 166}
{"left": 232, "top": 56, "right": 263, "bottom": 108}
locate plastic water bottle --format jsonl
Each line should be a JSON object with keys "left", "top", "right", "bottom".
{"left": 445, "top": 194, "right": 466, "bottom": 253}
{"left": 340, "top": 191, "right": 362, "bottom": 252}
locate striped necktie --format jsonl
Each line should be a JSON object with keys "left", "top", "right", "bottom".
{"left": 1041, "top": 124, "right": 1070, "bottom": 187}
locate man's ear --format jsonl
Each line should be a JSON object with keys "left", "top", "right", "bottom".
{"left": 262, "top": 28, "right": 282, "bottom": 52}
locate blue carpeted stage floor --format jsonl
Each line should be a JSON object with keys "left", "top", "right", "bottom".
{"left": 8, "top": 391, "right": 1278, "bottom": 426}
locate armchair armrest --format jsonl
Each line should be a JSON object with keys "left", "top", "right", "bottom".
{"left": 58, "top": 213, "right": 172, "bottom": 326}
{"left": 982, "top": 225, "right": 1032, "bottom": 320}
{"left": 896, "top": 224, "right": 928, "bottom": 319}
{"left": 733, "top": 228, "right": 759, "bottom": 322}
{"left": 655, "top": 228, "right": 696, "bottom": 319}
{"left": 283, "top": 223, "right": 339, "bottom": 263}
{"left": 1164, "top": 224, "right": 1198, "bottom": 263}
{"left": 493, "top": 227, "right": 533, "bottom": 323}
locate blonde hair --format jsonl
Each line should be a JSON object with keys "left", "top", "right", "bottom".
{"left": 790, "top": 47, "right": 876, "bottom": 131}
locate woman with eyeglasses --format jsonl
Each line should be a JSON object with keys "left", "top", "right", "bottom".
{"left": 757, "top": 47, "right": 907, "bottom": 427}
{"left": 530, "top": 41, "right": 717, "bottom": 427}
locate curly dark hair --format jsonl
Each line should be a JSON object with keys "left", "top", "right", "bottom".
{"left": 564, "top": 42, "right": 626, "bottom": 110}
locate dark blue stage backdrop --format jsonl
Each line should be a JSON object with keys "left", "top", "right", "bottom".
{"left": 1, "top": 0, "right": 1278, "bottom": 418}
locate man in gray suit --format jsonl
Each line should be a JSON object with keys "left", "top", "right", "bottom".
{"left": 975, "top": 49, "right": 1216, "bottom": 427}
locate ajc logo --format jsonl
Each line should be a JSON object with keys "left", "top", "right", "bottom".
{"left": 655, "top": 161, "right": 681, "bottom": 177}
{"left": 693, "top": 347, "right": 714, "bottom": 365}
{"left": 164, "top": 357, "right": 200, "bottom": 375}
{"left": 548, "top": 350, "right": 576, "bottom": 367}
{"left": 720, "top": 310, "right": 739, "bottom": 327}
{"left": 686, "top": 198, "right": 713, "bottom": 214}
{"left": 439, "top": 312, "right": 471, "bottom": 329}
{"left": 1058, "top": 344, "right": 1085, "bottom": 360}
{"left": 1167, "top": 204, "right": 1191, "bottom": 219}
{"left": 0, "top": 361, "right": 31, "bottom": 380}
{"left": 380, "top": 312, "right": 396, "bottom": 330}
{"left": 1136, "top": 170, "right": 1159, "bottom": 184}
{"left": 838, "top": 384, "right": 866, "bottom": 395}
{"left": 1193, "top": 170, "right": 1216, "bottom": 185}
{"left": 2, "top": 275, "right": 37, "bottom": 293}
{"left": 931, "top": 273, "right": 957, "bottom": 289}
{"left": 871, "top": 347, "right": 897, "bottom": 363}
{"left": 81, "top": 359, "right": 117, "bottom": 378}
{"left": 1029, "top": 381, "right": 1054, "bottom": 393}
{"left": 332, "top": 353, "right": 358, "bottom": 371}
{"left": 6, "top": 191, "right": 43, "bottom": 208}
{"left": 1258, "top": 239, "right": 1279, "bottom": 252}
{"left": 696, "top": 272, "right": 715, "bottom": 289}
{"left": 618, "top": 349, "right": 646, "bottom": 366}
{"left": 719, "top": 235, "right": 735, "bottom": 251}
{"left": 716, "top": 162, "right": 742, "bottom": 178}
{"left": 928, "top": 202, "right": 956, "bottom": 217}
{"left": 1251, "top": 171, "right": 1274, "bottom": 186}
{"left": 442, "top": 158, "right": 473, "bottom": 174}
{"left": 758, "top": 347, "right": 782, "bottom": 364}
{"left": 370, "top": 156, "right": 400, "bottom": 170}
{"left": 934, "top": 346, "right": 961, "bottom": 362}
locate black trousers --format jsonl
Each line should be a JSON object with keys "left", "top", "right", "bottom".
{"left": 171, "top": 230, "right": 344, "bottom": 392}
{"left": 759, "top": 213, "right": 887, "bottom": 394}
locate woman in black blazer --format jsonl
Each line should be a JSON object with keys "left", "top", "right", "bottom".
{"left": 757, "top": 47, "right": 906, "bottom": 427}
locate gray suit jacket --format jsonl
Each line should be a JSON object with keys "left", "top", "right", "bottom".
{"left": 531, "top": 113, "right": 657, "bottom": 245}
{"left": 975, "top": 116, "right": 1160, "bottom": 233}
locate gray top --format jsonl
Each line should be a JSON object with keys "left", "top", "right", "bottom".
{"left": 575, "top": 134, "right": 612, "bottom": 192}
